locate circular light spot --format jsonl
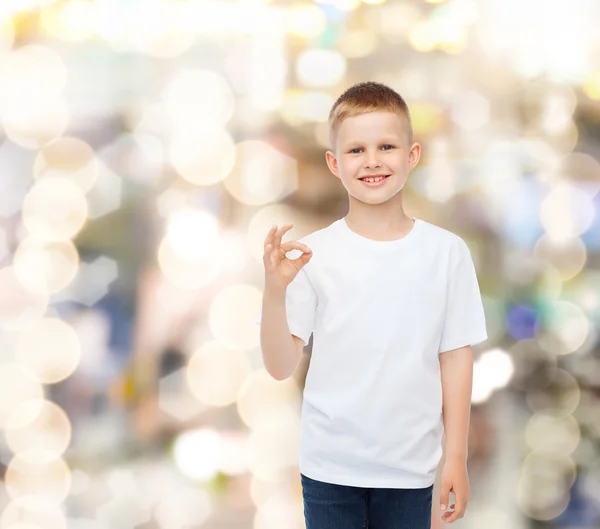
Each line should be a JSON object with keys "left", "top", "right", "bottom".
{"left": 186, "top": 341, "right": 251, "bottom": 406}
{"left": 15, "top": 317, "right": 81, "bottom": 384}
{"left": 0, "top": 267, "right": 48, "bottom": 331}
{"left": 13, "top": 237, "right": 79, "bottom": 295}
{"left": 5, "top": 399, "right": 72, "bottom": 461}
{"left": 22, "top": 177, "right": 88, "bottom": 241}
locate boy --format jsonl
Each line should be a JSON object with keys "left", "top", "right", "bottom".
{"left": 256, "top": 82, "right": 487, "bottom": 528}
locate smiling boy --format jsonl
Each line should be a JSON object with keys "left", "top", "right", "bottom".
{"left": 257, "top": 81, "right": 487, "bottom": 528}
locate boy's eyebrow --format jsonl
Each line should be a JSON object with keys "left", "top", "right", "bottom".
{"left": 343, "top": 137, "right": 400, "bottom": 146}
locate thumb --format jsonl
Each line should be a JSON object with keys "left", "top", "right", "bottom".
{"left": 297, "top": 249, "right": 313, "bottom": 268}
{"left": 440, "top": 481, "right": 451, "bottom": 512}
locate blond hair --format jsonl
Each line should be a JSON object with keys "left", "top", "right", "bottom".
{"left": 328, "top": 81, "right": 413, "bottom": 151}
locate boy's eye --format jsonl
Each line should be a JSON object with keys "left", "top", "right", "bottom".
{"left": 349, "top": 145, "right": 395, "bottom": 154}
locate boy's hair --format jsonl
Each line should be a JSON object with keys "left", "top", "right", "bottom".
{"left": 328, "top": 81, "right": 413, "bottom": 152}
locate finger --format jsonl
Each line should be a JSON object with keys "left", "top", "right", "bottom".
{"left": 273, "top": 223, "right": 293, "bottom": 251}
{"left": 442, "top": 503, "right": 464, "bottom": 523}
{"left": 442, "top": 508, "right": 463, "bottom": 523}
{"left": 439, "top": 484, "right": 450, "bottom": 513}
{"left": 280, "top": 241, "right": 312, "bottom": 254}
{"left": 264, "top": 225, "right": 277, "bottom": 250}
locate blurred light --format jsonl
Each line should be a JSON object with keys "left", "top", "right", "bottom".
{"left": 582, "top": 71, "right": 600, "bottom": 100}
{"left": 0, "top": 45, "right": 70, "bottom": 149}
{"left": 168, "top": 127, "right": 236, "bottom": 186}
{"left": 295, "top": 49, "right": 346, "bottom": 88}
{"left": 41, "top": 0, "right": 97, "bottom": 42}
{"left": 224, "top": 140, "right": 298, "bottom": 206}
{"left": 158, "top": 208, "right": 223, "bottom": 289}
{"left": 172, "top": 428, "right": 221, "bottom": 481}
{"left": 237, "top": 369, "right": 300, "bottom": 429}
{"left": 127, "top": 0, "right": 196, "bottom": 58}
{"left": 208, "top": 284, "right": 262, "bottom": 351}
{"left": 85, "top": 160, "right": 122, "bottom": 220}
{"left": 158, "top": 367, "right": 208, "bottom": 422}
{"left": 162, "top": 68, "right": 235, "bottom": 128}
{"left": 0, "top": 16, "right": 15, "bottom": 53}
{"left": 5, "top": 399, "right": 72, "bottom": 461}
{"left": 526, "top": 413, "right": 580, "bottom": 456}
{"left": 186, "top": 340, "right": 252, "bottom": 406}
{"left": 157, "top": 240, "right": 221, "bottom": 290}
{"left": 0, "top": 267, "right": 49, "bottom": 331}
{"left": 246, "top": 419, "right": 300, "bottom": 481}
{"left": 33, "top": 137, "right": 100, "bottom": 193}
{"left": 0, "top": 225, "right": 8, "bottom": 262}
{"left": 0, "top": 363, "right": 44, "bottom": 428}
{"left": 525, "top": 366, "right": 581, "bottom": 417}
{"left": 478, "top": 348, "right": 514, "bottom": 390}
{"left": 13, "top": 237, "right": 79, "bottom": 296}
{"left": 506, "top": 304, "right": 540, "bottom": 341}
{"left": 314, "top": 121, "right": 331, "bottom": 150}
{"left": 0, "top": 45, "right": 68, "bottom": 107}
{"left": 154, "top": 485, "right": 212, "bottom": 529}
{"left": 52, "top": 256, "right": 118, "bottom": 307}
{"left": 22, "top": 178, "right": 88, "bottom": 242}
{"left": 408, "top": 4, "right": 471, "bottom": 54}
{"left": 0, "top": 495, "right": 67, "bottom": 529}
{"left": 450, "top": 90, "right": 490, "bottom": 130}
{"left": 409, "top": 102, "right": 444, "bottom": 136}
{"left": 559, "top": 151, "right": 600, "bottom": 197}
{"left": 97, "top": 469, "right": 152, "bottom": 529}
{"left": 362, "top": 0, "right": 387, "bottom": 4}
{"left": 338, "top": 28, "right": 379, "bottom": 58}
{"left": 547, "top": 301, "right": 590, "bottom": 354}
{"left": 5, "top": 453, "right": 71, "bottom": 501}
{"left": 408, "top": 22, "right": 437, "bottom": 52}
{"left": 285, "top": 3, "right": 327, "bottom": 38}
{"left": 3, "top": 98, "right": 70, "bottom": 150}
{"left": 477, "top": 0, "right": 596, "bottom": 82}
{"left": 516, "top": 452, "right": 575, "bottom": 521}
{"left": 533, "top": 235, "right": 587, "bottom": 281}
{"left": 15, "top": 317, "right": 81, "bottom": 384}
{"left": 540, "top": 182, "right": 595, "bottom": 241}
{"left": 316, "top": 0, "right": 360, "bottom": 10}
{"left": 471, "top": 348, "right": 514, "bottom": 405}
{"left": 298, "top": 91, "right": 334, "bottom": 122}
{"left": 68, "top": 309, "right": 111, "bottom": 377}
{"left": 165, "top": 209, "right": 219, "bottom": 262}
{"left": 369, "top": 4, "right": 421, "bottom": 44}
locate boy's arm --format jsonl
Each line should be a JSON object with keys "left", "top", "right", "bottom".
{"left": 439, "top": 345, "right": 473, "bottom": 461}
{"left": 437, "top": 344, "right": 473, "bottom": 524}
{"left": 259, "top": 285, "right": 304, "bottom": 381}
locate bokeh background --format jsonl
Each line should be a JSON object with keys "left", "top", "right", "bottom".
{"left": 0, "top": 0, "right": 600, "bottom": 528}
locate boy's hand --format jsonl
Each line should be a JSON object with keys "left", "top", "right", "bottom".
{"left": 263, "top": 223, "right": 312, "bottom": 290}
{"left": 439, "top": 459, "right": 470, "bottom": 523}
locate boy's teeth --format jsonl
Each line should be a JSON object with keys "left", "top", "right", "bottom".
{"left": 364, "top": 176, "right": 385, "bottom": 182}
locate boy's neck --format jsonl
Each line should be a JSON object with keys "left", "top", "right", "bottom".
{"left": 343, "top": 211, "right": 415, "bottom": 242}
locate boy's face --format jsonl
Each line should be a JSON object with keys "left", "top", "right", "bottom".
{"left": 325, "top": 111, "right": 420, "bottom": 205}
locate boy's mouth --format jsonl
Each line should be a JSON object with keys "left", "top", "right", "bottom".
{"left": 358, "top": 174, "right": 390, "bottom": 186}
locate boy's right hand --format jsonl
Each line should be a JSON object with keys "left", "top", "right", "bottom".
{"left": 263, "top": 223, "right": 313, "bottom": 290}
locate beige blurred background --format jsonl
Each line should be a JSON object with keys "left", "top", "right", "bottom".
{"left": 0, "top": 0, "right": 600, "bottom": 528}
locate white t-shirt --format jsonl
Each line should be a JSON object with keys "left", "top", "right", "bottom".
{"left": 256, "top": 216, "right": 488, "bottom": 488}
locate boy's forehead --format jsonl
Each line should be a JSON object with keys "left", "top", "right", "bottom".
{"left": 337, "top": 112, "right": 409, "bottom": 143}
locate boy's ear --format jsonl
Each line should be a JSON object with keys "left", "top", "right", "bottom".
{"left": 325, "top": 150, "right": 340, "bottom": 177}
{"left": 408, "top": 143, "right": 421, "bottom": 171}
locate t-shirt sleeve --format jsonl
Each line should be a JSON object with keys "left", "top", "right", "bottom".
{"left": 438, "top": 237, "right": 488, "bottom": 354}
{"left": 254, "top": 266, "right": 318, "bottom": 348}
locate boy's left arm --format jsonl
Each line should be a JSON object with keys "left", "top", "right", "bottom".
{"left": 438, "top": 344, "right": 473, "bottom": 524}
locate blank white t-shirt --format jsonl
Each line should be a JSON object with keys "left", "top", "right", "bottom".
{"left": 256, "top": 216, "right": 487, "bottom": 488}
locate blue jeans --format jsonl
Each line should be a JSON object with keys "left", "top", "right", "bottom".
{"left": 301, "top": 473, "right": 433, "bottom": 529}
